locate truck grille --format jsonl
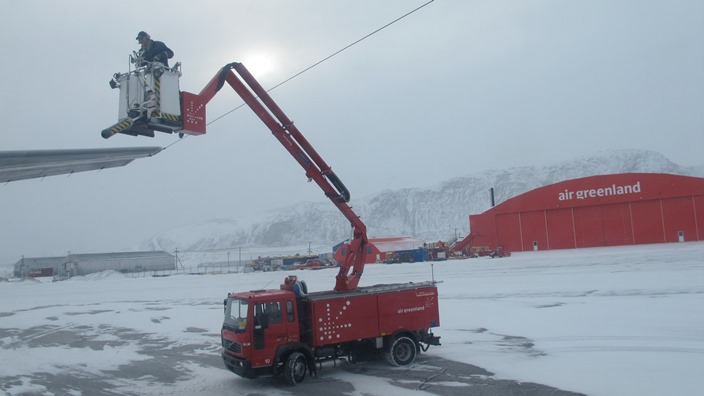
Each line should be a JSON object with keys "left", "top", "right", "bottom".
{"left": 223, "top": 339, "right": 242, "bottom": 354}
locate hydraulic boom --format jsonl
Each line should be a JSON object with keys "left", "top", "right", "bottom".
{"left": 103, "top": 61, "right": 368, "bottom": 292}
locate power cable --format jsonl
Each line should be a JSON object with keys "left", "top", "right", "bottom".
{"left": 209, "top": 0, "right": 434, "bottom": 124}
{"left": 162, "top": 0, "right": 434, "bottom": 150}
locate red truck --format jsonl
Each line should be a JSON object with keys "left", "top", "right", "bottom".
{"left": 103, "top": 59, "right": 441, "bottom": 384}
{"left": 222, "top": 277, "right": 440, "bottom": 384}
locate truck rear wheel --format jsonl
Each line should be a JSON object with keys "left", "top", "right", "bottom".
{"left": 284, "top": 352, "right": 307, "bottom": 385}
{"left": 384, "top": 336, "right": 417, "bottom": 366}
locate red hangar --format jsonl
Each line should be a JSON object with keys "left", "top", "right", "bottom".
{"left": 470, "top": 173, "right": 704, "bottom": 251}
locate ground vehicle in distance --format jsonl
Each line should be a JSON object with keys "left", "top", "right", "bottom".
{"left": 104, "top": 58, "right": 441, "bottom": 384}
{"left": 489, "top": 246, "right": 512, "bottom": 258}
{"left": 292, "top": 258, "right": 338, "bottom": 270}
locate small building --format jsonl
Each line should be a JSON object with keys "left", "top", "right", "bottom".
{"left": 334, "top": 236, "right": 425, "bottom": 264}
{"left": 469, "top": 173, "right": 704, "bottom": 252}
{"left": 13, "top": 251, "right": 175, "bottom": 279}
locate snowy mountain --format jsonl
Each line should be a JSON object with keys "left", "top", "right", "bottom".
{"left": 142, "top": 149, "right": 704, "bottom": 253}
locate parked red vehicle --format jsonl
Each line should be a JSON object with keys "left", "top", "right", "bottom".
{"left": 293, "top": 258, "right": 338, "bottom": 270}
{"left": 222, "top": 276, "right": 440, "bottom": 384}
{"left": 489, "top": 246, "right": 512, "bottom": 258}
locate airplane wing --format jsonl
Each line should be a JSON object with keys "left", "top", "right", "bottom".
{"left": 0, "top": 146, "right": 162, "bottom": 183}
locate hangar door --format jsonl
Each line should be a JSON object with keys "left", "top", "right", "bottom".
{"left": 495, "top": 213, "right": 522, "bottom": 252}
{"left": 630, "top": 200, "right": 664, "bottom": 244}
{"left": 520, "top": 211, "right": 548, "bottom": 251}
{"left": 601, "top": 203, "right": 633, "bottom": 246}
{"left": 572, "top": 206, "right": 603, "bottom": 248}
{"left": 546, "top": 208, "right": 575, "bottom": 249}
{"left": 661, "top": 197, "right": 698, "bottom": 242}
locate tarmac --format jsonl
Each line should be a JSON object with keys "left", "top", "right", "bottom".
{"left": 0, "top": 322, "right": 585, "bottom": 396}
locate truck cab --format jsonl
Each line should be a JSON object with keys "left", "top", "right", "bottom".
{"left": 222, "top": 289, "right": 310, "bottom": 381}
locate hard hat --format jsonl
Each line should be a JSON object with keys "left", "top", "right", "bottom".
{"left": 136, "top": 31, "right": 150, "bottom": 40}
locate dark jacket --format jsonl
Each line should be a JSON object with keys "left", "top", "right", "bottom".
{"left": 141, "top": 40, "right": 174, "bottom": 67}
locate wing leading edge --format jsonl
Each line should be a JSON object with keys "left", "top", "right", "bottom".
{"left": 0, "top": 146, "right": 162, "bottom": 183}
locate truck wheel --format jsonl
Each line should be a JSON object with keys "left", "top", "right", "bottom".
{"left": 284, "top": 352, "right": 307, "bottom": 385}
{"left": 385, "top": 336, "right": 417, "bottom": 366}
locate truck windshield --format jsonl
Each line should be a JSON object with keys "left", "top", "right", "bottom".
{"left": 224, "top": 298, "right": 248, "bottom": 333}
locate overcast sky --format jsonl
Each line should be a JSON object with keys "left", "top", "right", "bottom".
{"left": 1, "top": 0, "right": 702, "bottom": 265}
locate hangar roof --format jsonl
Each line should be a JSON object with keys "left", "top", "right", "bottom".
{"left": 485, "top": 173, "right": 704, "bottom": 214}
{"left": 370, "top": 237, "right": 425, "bottom": 252}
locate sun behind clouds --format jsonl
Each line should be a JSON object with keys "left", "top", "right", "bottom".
{"left": 239, "top": 51, "right": 276, "bottom": 79}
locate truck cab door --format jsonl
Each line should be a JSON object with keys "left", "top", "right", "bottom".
{"left": 252, "top": 301, "right": 290, "bottom": 355}
{"left": 253, "top": 303, "right": 268, "bottom": 350}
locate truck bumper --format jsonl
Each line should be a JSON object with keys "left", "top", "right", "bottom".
{"left": 222, "top": 352, "right": 273, "bottom": 379}
{"left": 420, "top": 331, "right": 442, "bottom": 346}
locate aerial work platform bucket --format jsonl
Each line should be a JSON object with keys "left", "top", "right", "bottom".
{"left": 102, "top": 57, "right": 206, "bottom": 139}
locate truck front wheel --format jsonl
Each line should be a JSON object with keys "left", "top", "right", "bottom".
{"left": 385, "top": 336, "right": 417, "bottom": 366}
{"left": 284, "top": 352, "right": 307, "bottom": 385}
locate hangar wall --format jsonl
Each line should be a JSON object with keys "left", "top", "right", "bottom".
{"left": 13, "top": 251, "right": 175, "bottom": 278}
{"left": 469, "top": 173, "right": 704, "bottom": 252}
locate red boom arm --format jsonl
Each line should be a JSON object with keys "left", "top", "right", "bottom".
{"left": 191, "top": 63, "right": 368, "bottom": 292}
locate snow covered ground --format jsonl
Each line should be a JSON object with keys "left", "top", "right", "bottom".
{"left": 1, "top": 242, "right": 702, "bottom": 395}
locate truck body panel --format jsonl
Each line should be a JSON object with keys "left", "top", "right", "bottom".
{"left": 306, "top": 282, "right": 440, "bottom": 347}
